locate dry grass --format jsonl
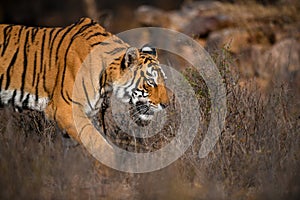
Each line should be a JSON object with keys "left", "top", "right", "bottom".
{"left": 191, "top": 47, "right": 300, "bottom": 199}
{"left": 0, "top": 108, "right": 135, "bottom": 199}
{"left": 0, "top": 40, "right": 299, "bottom": 200}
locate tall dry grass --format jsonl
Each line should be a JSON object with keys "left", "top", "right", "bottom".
{"left": 0, "top": 46, "right": 299, "bottom": 199}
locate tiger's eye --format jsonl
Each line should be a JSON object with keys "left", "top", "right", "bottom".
{"left": 147, "top": 79, "right": 155, "bottom": 86}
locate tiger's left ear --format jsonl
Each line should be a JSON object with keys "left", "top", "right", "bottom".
{"left": 122, "top": 47, "right": 140, "bottom": 69}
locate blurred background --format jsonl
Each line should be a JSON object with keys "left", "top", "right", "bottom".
{"left": 1, "top": 0, "right": 299, "bottom": 31}
{"left": 1, "top": 0, "right": 299, "bottom": 92}
{"left": 0, "top": 0, "right": 299, "bottom": 199}
{"left": 0, "top": 0, "right": 183, "bottom": 32}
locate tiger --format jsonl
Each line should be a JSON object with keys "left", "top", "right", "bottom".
{"left": 0, "top": 17, "right": 169, "bottom": 144}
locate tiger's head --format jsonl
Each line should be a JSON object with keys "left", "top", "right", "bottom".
{"left": 105, "top": 45, "right": 169, "bottom": 123}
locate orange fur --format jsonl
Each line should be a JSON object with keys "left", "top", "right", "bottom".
{"left": 0, "top": 17, "right": 169, "bottom": 144}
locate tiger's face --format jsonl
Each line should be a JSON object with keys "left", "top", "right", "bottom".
{"left": 112, "top": 45, "right": 169, "bottom": 122}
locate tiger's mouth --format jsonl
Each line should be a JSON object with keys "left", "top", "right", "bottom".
{"left": 135, "top": 101, "right": 155, "bottom": 120}
{"left": 128, "top": 101, "right": 156, "bottom": 126}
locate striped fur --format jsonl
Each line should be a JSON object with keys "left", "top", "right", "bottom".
{"left": 0, "top": 17, "right": 169, "bottom": 143}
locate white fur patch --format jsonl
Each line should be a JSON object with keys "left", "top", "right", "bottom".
{"left": 139, "top": 114, "right": 153, "bottom": 121}
{"left": 0, "top": 90, "right": 49, "bottom": 111}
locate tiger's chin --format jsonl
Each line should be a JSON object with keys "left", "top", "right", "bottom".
{"left": 139, "top": 114, "right": 154, "bottom": 121}
{"left": 133, "top": 114, "right": 153, "bottom": 127}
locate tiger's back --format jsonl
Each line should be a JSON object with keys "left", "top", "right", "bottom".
{"left": 0, "top": 17, "right": 169, "bottom": 145}
{"left": 0, "top": 18, "right": 121, "bottom": 112}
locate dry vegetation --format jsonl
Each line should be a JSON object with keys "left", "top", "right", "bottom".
{"left": 0, "top": 45, "right": 299, "bottom": 199}
{"left": 0, "top": 1, "right": 300, "bottom": 200}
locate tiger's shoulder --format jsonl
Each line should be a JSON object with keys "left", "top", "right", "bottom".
{"left": 0, "top": 17, "right": 127, "bottom": 111}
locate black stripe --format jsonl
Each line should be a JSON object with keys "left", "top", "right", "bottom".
{"left": 142, "top": 83, "right": 148, "bottom": 91}
{"left": 59, "top": 21, "right": 97, "bottom": 104}
{"left": 60, "top": 84, "right": 70, "bottom": 105}
{"left": 40, "top": 29, "right": 46, "bottom": 73}
{"left": 22, "top": 93, "right": 30, "bottom": 108}
{"left": 47, "top": 28, "right": 56, "bottom": 71}
{"left": 143, "top": 57, "right": 151, "bottom": 64}
{"left": 77, "top": 17, "right": 88, "bottom": 25}
{"left": 66, "top": 91, "right": 82, "bottom": 106}
{"left": 66, "top": 19, "right": 96, "bottom": 41}
{"left": 124, "top": 70, "right": 139, "bottom": 92}
{"left": 114, "top": 57, "right": 121, "bottom": 61}
{"left": 75, "top": 21, "right": 97, "bottom": 38}
{"left": 32, "top": 52, "right": 37, "bottom": 87}
{"left": 31, "top": 27, "right": 39, "bottom": 43}
{"left": 99, "top": 71, "right": 107, "bottom": 96}
{"left": 91, "top": 41, "right": 109, "bottom": 47}
{"left": 5, "top": 48, "right": 19, "bottom": 90}
{"left": 20, "top": 29, "right": 30, "bottom": 100}
{"left": 55, "top": 23, "right": 81, "bottom": 62}
{"left": 86, "top": 32, "right": 110, "bottom": 40}
{"left": 40, "top": 29, "right": 51, "bottom": 96}
{"left": 81, "top": 29, "right": 94, "bottom": 38}
{"left": 0, "top": 74, "right": 3, "bottom": 92}
{"left": 54, "top": 24, "right": 80, "bottom": 104}
{"left": 146, "top": 71, "right": 152, "bottom": 77}
{"left": 131, "top": 77, "right": 141, "bottom": 92}
{"left": 113, "top": 38, "right": 124, "bottom": 45}
{"left": 35, "top": 75, "right": 40, "bottom": 102}
{"left": 1, "top": 25, "right": 13, "bottom": 57}
{"left": 49, "top": 27, "right": 64, "bottom": 69}
{"left": 88, "top": 66, "right": 97, "bottom": 98}
{"left": 30, "top": 28, "right": 38, "bottom": 87}
{"left": 59, "top": 44, "right": 74, "bottom": 104}
{"left": 148, "top": 62, "right": 157, "bottom": 68}
{"left": 82, "top": 79, "right": 93, "bottom": 111}
{"left": 42, "top": 63, "right": 52, "bottom": 96}
{"left": 16, "top": 26, "right": 24, "bottom": 43}
{"left": 43, "top": 66, "right": 51, "bottom": 96}
{"left": 53, "top": 107, "right": 57, "bottom": 121}
{"left": 50, "top": 69, "right": 60, "bottom": 100}
{"left": 48, "top": 28, "right": 63, "bottom": 98}
{"left": 48, "top": 28, "right": 56, "bottom": 47}
{"left": 105, "top": 47, "right": 126, "bottom": 55}
{"left": 120, "top": 55, "right": 126, "bottom": 69}
{"left": 11, "top": 90, "right": 17, "bottom": 106}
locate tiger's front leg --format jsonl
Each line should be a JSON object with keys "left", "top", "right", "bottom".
{"left": 45, "top": 100, "right": 112, "bottom": 151}
{"left": 45, "top": 103, "right": 82, "bottom": 144}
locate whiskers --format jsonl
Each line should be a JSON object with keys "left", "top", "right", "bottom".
{"left": 126, "top": 103, "right": 173, "bottom": 127}
{"left": 127, "top": 103, "right": 148, "bottom": 115}
{"left": 126, "top": 104, "right": 151, "bottom": 126}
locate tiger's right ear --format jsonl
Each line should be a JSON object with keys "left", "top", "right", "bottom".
{"left": 122, "top": 47, "right": 140, "bottom": 69}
